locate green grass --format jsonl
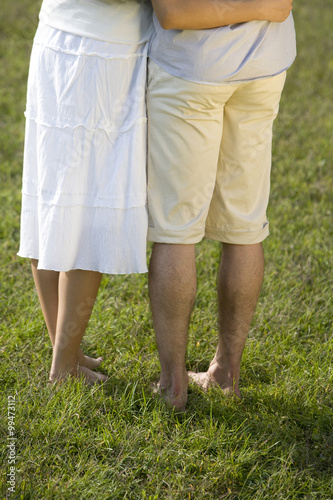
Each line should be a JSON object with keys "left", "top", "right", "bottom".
{"left": 1, "top": 1, "right": 332, "bottom": 498}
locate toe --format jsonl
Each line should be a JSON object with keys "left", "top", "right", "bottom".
{"left": 79, "top": 366, "right": 108, "bottom": 385}
{"left": 80, "top": 355, "right": 104, "bottom": 370}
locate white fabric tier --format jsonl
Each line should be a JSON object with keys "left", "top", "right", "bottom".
{"left": 39, "top": 0, "right": 153, "bottom": 45}
{"left": 18, "top": 24, "right": 149, "bottom": 274}
{"left": 19, "top": 193, "right": 148, "bottom": 273}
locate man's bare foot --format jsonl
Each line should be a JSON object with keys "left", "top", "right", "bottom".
{"left": 188, "top": 367, "right": 241, "bottom": 399}
{"left": 188, "top": 371, "right": 211, "bottom": 391}
{"left": 77, "top": 348, "right": 104, "bottom": 370}
{"left": 49, "top": 365, "right": 108, "bottom": 386}
{"left": 152, "top": 380, "right": 188, "bottom": 412}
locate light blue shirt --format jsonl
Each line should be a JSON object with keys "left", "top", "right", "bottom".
{"left": 149, "top": 13, "right": 296, "bottom": 84}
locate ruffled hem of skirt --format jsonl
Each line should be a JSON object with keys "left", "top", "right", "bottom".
{"left": 18, "top": 193, "right": 148, "bottom": 274}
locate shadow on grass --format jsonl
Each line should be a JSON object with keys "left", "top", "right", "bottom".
{"left": 186, "top": 381, "right": 333, "bottom": 479}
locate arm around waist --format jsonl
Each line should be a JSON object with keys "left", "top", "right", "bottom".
{"left": 152, "top": 0, "right": 293, "bottom": 30}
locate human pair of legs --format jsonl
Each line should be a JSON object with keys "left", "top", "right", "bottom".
{"left": 149, "top": 242, "right": 264, "bottom": 410}
{"left": 146, "top": 63, "right": 286, "bottom": 410}
{"left": 31, "top": 260, "right": 107, "bottom": 383}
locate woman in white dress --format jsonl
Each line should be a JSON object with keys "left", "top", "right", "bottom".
{"left": 18, "top": 0, "right": 153, "bottom": 383}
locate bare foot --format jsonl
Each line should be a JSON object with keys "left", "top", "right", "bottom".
{"left": 188, "top": 369, "right": 241, "bottom": 399}
{"left": 78, "top": 366, "right": 108, "bottom": 385}
{"left": 188, "top": 371, "right": 211, "bottom": 391}
{"left": 152, "top": 380, "right": 187, "bottom": 412}
{"left": 49, "top": 365, "right": 108, "bottom": 386}
{"left": 77, "top": 348, "right": 104, "bottom": 370}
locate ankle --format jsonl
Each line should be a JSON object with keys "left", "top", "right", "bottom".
{"left": 158, "top": 369, "right": 189, "bottom": 409}
{"left": 50, "top": 358, "right": 78, "bottom": 381}
{"left": 160, "top": 367, "right": 188, "bottom": 388}
{"left": 207, "top": 361, "right": 239, "bottom": 392}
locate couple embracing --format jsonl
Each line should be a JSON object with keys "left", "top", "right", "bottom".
{"left": 18, "top": 0, "right": 296, "bottom": 410}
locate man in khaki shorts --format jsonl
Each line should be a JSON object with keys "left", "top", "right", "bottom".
{"left": 148, "top": 0, "right": 296, "bottom": 410}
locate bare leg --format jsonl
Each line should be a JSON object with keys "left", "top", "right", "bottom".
{"left": 189, "top": 243, "right": 264, "bottom": 397}
{"left": 49, "top": 269, "right": 107, "bottom": 383}
{"left": 31, "top": 259, "right": 59, "bottom": 346}
{"left": 31, "top": 260, "right": 104, "bottom": 370}
{"left": 149, "top": 243, "right": 196, "bottom": 410}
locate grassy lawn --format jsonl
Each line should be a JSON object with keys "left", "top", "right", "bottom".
{"left": 1, "top": 1, "right": 332, "bottom": 498}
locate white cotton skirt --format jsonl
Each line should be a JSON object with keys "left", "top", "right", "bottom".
{"left": 18, "top": 23, "right": 149, "bottom": 274}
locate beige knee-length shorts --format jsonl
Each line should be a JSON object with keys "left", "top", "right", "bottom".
{"left": 147, "top": 60, "right": 286, "bottom": 245}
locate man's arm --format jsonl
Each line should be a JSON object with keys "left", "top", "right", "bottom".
{"left": 152, "top": 0, "right": 293, "bottom": 30}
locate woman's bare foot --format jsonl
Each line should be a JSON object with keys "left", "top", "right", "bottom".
{"left": 49, "top": 365, "right": 108, "bottom": 386}
{"left": 78, "top": 365, "right": 108, "bottom": 385}
{"left": 77, "top": 348, "right": 104, "bottom": 370}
